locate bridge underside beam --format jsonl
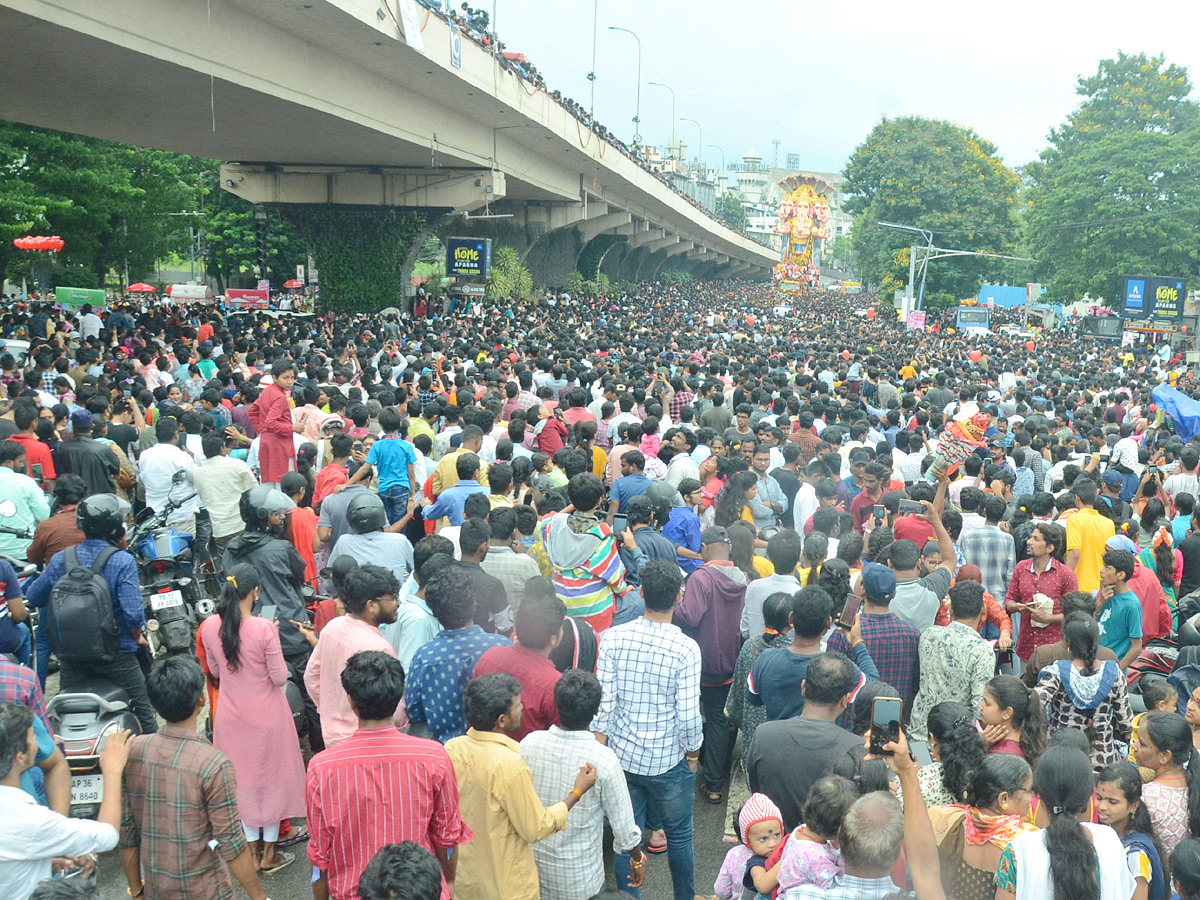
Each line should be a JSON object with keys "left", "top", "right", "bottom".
{"left": 221, "top": 164, "right": 504, "bottom": 212}
{"left": 663, "top": 241, "right": 693, "bottom": 258}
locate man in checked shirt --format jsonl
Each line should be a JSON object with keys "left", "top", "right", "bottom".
{"left": 594, "top": 558, "right": 703, "bottom": 900}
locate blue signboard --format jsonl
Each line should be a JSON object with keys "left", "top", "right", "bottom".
{"left": 1122, "top": 276, "right": 1147, "bottom": 318}
{"left": 446, "top": 237, "right": 491, "bottom": 279}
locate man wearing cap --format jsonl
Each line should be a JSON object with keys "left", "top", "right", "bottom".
{"left": 54, "top": 409, "right": 119, "bottom": 496}
{"left": 1099, "top": 469, "right": 1133, "bottom": 524}
{"left": 826, "top": 563, "right": 922, "bottom": 716}
{"left": 672, "top": 525, "right": 748, "bottom": 803}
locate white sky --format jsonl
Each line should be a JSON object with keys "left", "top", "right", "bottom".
{"left": 495, "top": 0, "right": 1200, "bottom": 176}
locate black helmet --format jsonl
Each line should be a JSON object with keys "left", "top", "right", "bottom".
{"left": 1180, "top": 613, "right": 1200, "bottom": 649}
{"left": 345, "top": 493, "right": 388, "bottom": 534}
{"left": 76, "top": 494, "right": 131, "bottom": 542}
{"left": 239, "top": 486, "right": 295, "bottom": 531}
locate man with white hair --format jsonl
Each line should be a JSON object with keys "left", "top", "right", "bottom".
{"left": 782, "top": 791, "right": 904, "bottom": 899}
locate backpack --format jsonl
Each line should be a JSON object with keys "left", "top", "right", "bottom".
{"left": 46, "top": 546, "right": 121, "bottom": 663}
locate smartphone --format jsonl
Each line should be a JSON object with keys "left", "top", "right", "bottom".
{"left": 30, "top": 463, "right": 43, "bottom": 482}
{"left": 898, "top": 499, "right": 924, "bottom": 515}
{"left": 872, "top": 504, "right": 885, "bottom": 520}
{"left": 836, "top": 594, "right": 862, "bottom": 630}
{"left": 353, "top": 441, "right": 364, "bottom": 453}
{"left": 259, "top": 604, "right": 277, "bottom": 621}
{"left": 1149, "top": 466, "right": 1159, "bottom": 477}
{"left": 122, "top": 387, "right": 132, "bottom": 398}
{"left": 869, "top": 696, "right": 903, "bottom": 757}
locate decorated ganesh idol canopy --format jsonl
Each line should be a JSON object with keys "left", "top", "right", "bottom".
{"left": 772, "top": 174, "right": 833, "bottom": 294}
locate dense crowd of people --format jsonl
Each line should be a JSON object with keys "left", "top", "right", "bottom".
{"left": 4, "top": 280, "right": 1200, "bottom": 900}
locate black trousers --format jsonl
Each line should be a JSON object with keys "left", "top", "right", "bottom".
{"left": 699, "top": 682, "right": 735, "bottom": 790}
{"left": 61, "top": 651, "right": 158, "bottom": 734}
{"left": 284, "top": 647, "right": 324, "bottom": 753}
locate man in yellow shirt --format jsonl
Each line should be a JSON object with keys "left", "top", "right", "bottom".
{"left": 1065, "top": 477, "right": 1115, "bottom": 593}
{"left": 432, "top": 426, "right": 490, "bottom": 495}
{"left": 446, "top": 673, "right": 598, "bottom": 900}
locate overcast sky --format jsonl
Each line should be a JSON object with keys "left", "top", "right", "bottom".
{"left": 495, "top": 0, "right": 1200, "bottom": 178}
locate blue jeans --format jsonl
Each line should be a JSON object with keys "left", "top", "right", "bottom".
{"left": 6, "top": 622, "right": 32, "bottom": 667}
{"left": 616, "top": 759, "right": 695, "bottom": 900}
{"left": 380, "top": 485, "right": 411, "bottom": 525}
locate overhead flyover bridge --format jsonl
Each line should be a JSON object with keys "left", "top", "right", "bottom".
{"left": 0, "top": 0, "right": 776, "bottom": 287}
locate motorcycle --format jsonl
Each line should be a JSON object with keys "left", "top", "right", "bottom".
{"left": 0, "top": 530, "right": 41, "bottom": 667}
{"left": 127, "top": 473, "right": 215, "bottom": 657}
{"left": 47, "top": 683, "right": 141, "bottom": 818}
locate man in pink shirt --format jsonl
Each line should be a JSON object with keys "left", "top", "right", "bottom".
{"left": 304, "top": 563, "right": 407, "bottom": 747}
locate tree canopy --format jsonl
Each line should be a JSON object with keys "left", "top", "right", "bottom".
{"left": 842, "top": 116, "right": 1023, "bottom": 300}
{"left": 1025, "top": 52, "right": 1200, "bottom": 303}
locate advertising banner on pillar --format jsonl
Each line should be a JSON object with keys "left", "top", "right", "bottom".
{"left": 449, "top": 23, "right": 462, "bottom": 68}
{"left": 225, "top": 289, "right": 269, "bottom": 309}
{"left": 446, "top": 237, "right": 492, "bottom": 279}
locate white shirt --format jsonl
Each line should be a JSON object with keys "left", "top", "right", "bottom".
{"left": 138, "top": 441, "right": 199, "bottom": 522}
{"left": 78, "top": 312, "right": 102, "bottom": 339}
{"left": 742, "top": 571, "right": 802, "bottom": 638}
{"left": 521, "top": 727, "right": 642, "bottom": 900}
{"left": 193, "top": 455, "right": 259, "bottom": 539}
{"left": 792, "top": 482, "right": 818, "bottom": 533}
{"left": 0, "top": 785, "right": 119, "bottom": 900}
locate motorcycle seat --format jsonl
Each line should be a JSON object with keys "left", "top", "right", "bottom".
{"left": 52, "top": 684, "right": 131, "bottom": 714}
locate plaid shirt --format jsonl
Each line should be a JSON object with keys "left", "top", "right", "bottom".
{"left": 960, "top": 523, "right": 1017, "bottom": 601}
{"left": 827, "top": 612, "right": 921, "bottom": 715}
{"left": 119, "top": 725, "right": 247, "bottom": 900}
{"left": 668, "top": 390, "right": 694, "bottom": 422}
{"left": 594, "top": 617, "right": 703, "bottom": 776}
{"left": 0, "top": 658, "right": 50, "bottom": 733}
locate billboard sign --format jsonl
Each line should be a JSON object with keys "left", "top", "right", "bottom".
{"left": 446, "top": 237, "right": 492, "bottom": 279}
{"left": 1122, "top": 276, "right": 1148, "bottom": 317}
{"left": 225, "top": 288, "right": 269, "bottom": 309}
{"left": 54, "top": 286, "right": 106, "bottom": 308}
{"left": 1151, "top": 276, "right": 1187, "bottom": 320}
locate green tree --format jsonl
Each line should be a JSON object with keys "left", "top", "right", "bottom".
{"left": 485, "top": 245, "right": 532, "bottom": 303}
{"left": 716, "top": 192, "right": 747, "bottom": 231}
{"left": 842, "top": 116, "right": 1022, "bottom": 298}
{"left": 199, "top": 164, "right": 307, "bottom": 293}
{"left": 0, "top": 123, "right": 205, "bottom": 288}
{"left": 1025, "top": 53, "right": 1200, "bottom": 302}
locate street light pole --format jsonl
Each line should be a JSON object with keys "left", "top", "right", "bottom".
{"left": 878, "top": 221, "right": 934, "bottom": 310}
{"left": 586, "top": 0, "right": 598, "bottom": 120}
{"left": 607, "top": 26, "right": 641, "bottom": 145}
{"left": 681, "top": 117, "right": 702, "bottom": 171}
{"left": 648, "top": 81, "right": 675, "bottom": 156}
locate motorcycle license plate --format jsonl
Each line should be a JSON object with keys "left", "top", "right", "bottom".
{"left": 70, "top": 774, "right": 103, "bottom": 805}
{"left": 150, "top": 590, "right": 184, "bottom": 611}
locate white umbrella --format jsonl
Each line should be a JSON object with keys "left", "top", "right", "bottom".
{"left": 379, "top": 306, "right": 401, "bottom": 316}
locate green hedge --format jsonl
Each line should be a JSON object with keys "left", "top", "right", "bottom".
{"left": 281, "top": 207, "right": 426, "bottom": 312}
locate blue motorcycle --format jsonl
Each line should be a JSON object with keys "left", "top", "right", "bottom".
{"left": 127, "top": 474, "right": 215, "bottom": 657}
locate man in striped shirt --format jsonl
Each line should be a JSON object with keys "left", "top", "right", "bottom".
{"left": 306, "top": 651, "right": 470, "bottom": 900}
{"left": 537, "top": 473, "right": 634, "bottom": 633}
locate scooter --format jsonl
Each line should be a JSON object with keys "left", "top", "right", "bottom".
{"left": 0, "top": 539, "right": 41, "bottom": 667}
{"left": 127, "top": 474, "right": 215, "bottom": 657}
{"left": 47, "top": 683, "right": 141, "bottom": 818}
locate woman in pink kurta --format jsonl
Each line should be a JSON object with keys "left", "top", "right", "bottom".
{"left": 248, "top": 362, "right": 299, "bottom": 486}
{"left": 201, "top": 563, "right": 307, "bottom": 872}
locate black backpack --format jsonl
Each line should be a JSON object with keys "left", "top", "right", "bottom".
{"left": 46, "top": 546, "right": 121, "bottom": 663}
